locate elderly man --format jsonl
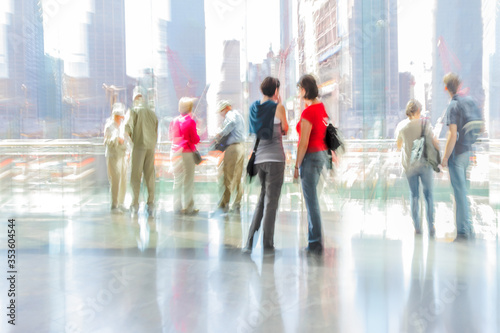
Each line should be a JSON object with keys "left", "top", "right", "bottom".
{"left": 104, "top": 103, "right": 129, "bottom": 213}
{"left": 125, "top": 87, "right": 158, "bottom": 217}
{"left": 215, "top": 100, "right": 246, "bottom": 213}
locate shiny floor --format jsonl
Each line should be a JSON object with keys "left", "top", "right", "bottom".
{"left": 1, "top": 185, "right": 499, "bottom": 333}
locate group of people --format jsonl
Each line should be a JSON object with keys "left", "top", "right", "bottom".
{"left": 104, "top": 87, "right": 158, "bottom": 217}
{"left": 396, "top": 72, "right": 476, "bottom": 240}
{"left": 104, "top": 71, "right": 477, "bottom": 258}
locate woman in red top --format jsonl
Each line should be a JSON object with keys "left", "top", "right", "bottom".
{"left": 293, "top": 74, "right": 328, "bottom": 254}
{"left": 170, "top": 97, "right": 201, "bottom": 215}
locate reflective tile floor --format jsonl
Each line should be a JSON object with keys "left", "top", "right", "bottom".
{"left": 1, "top": 187, "right": 499, "bottom": 333}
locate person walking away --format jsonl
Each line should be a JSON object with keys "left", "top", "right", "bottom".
{"left": 125, "top": 87, "right": 159, "bottom": 217}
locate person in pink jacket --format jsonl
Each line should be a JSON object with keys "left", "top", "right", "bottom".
{"left": 169, "top": 97, "right": 201, "bottom": 215}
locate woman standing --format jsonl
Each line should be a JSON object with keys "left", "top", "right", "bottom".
{"left": 293, "top": 74, "right": 328, "bottom": 254}
{"left": 396, "top": 99, "right": 440, "bottom": 236}
{"left": 242, "top": 77, "right": 288, "bottom": 254}
{"left": 170, "top": 97, "right": 201, "bottom": 215}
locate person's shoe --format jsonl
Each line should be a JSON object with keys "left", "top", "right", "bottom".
{"left": 147, "top": 207, "right": 155, "bottom": 218}
{"left": 217, "top": 204, "right": 229, "bottom": 213}
{"left": 118, "top": 205, "right": 129, "bottom": 213}
{"left": 304, "top": 243, "right": 323, "bottom": 255}
{"left": 231, "top": 206, "right": 241, "bottom": 215}
{"left": 111, "top": 207, "right": 122, "bottom": 214}
{"left": 455, "top": 231, "right": 475, "bottom": 241}
{"left": 263, "top": 246, "right": 275, "bottom": 256}
{"left": 429, "top": 226, "right": 436, "bottom": 238}
{"left": 184, "top": 209, "right": 199, "bottom": 216}
{"left": 130, "top": 205, "right": 139, "bottom": 217}
{"left": 241, "top": 245, "right": 252, "bottom": 254}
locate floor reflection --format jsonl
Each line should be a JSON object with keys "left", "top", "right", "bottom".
{"left": 1, "top": 201, "right": 498, "bottom": 333}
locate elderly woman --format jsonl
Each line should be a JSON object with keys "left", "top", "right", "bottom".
{"left": 242, "top": 77, "right": 288, "bottom": 254}
{"left": 170, "top": 97, "right": 201, "bottom": 215}
{"left": 293, "top": 74, "right": 328, "bottom": 255}
{"left": 397, "top": 99, "right": 440, "bottom": 236}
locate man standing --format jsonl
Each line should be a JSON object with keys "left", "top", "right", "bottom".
{"left": 104, "top": 103, "right": 129, "bottom": 214}
{"left": 125, "top": 87, "right": 159, "bottom": 217}
{"left": 215, "top": 100, "right": 246, "bottom": 213}
{"left": 441, "top": 73, "right": 474, "bottom": 239}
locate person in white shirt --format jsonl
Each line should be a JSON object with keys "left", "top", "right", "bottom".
{"left": 104, "top": 103, "right": 130, "bottom": 214}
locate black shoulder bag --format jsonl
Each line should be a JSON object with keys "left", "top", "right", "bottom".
{"left": 246, "top": 138, "right": 260, "bottom": 181}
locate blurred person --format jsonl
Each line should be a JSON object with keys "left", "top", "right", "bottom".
{"left": 293, "top": 74, "right": 328, "bottom": 255}
{"left": 125, "top": 87, "right": 159, "bottom": 217}
{"left": 441, "top": 73, "right": 475, "bottom": 239}
{"left": 170, "top": 97, "right": 201, "bottom": 215}
{"left": 396, "top": 99, "right": 440, "bottom": 236}
{"left": 104, "top": 103, "right": 130, "bottom": 214}
{"left": 242, "top": 77, "right": 288, "bottom": 254}
{"left": 214, "top": 100, "right": 246, "bottom": 214}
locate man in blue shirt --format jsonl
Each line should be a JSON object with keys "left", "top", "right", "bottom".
{"left": 215, "top": 100, "right": 246, "bottom": 213}
{"left": 441, "top": 73, "right": 474, "bottom": 239}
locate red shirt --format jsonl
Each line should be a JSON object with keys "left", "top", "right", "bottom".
{"left": 296, "top": 103, "right": 328, "bottom": 153}
{"left": 170, "top": 114, "right": 200, "bottom": 152}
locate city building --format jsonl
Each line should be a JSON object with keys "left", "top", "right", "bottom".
{"left": 206, "top": 40, "right": 242, "bottom": 137}
{"left": 399, "top": 72, "right": 415, "bottom": 113}
{"left": 63, "top": 0, "right": 128, "bottom": 137}
{"left": 349, "top": 0, "right": 399, "bottom": 139}
{"left": 431, "top": 0, "right": 484, "bottom": 127}
{"left": 0, "top": 0, "right": 46, "bottom": 138}
{"left": 297, "top": 0, "right": 399, "bottom": 139}
{"left": 165, "top": 0, "right": 207, "bottom": 131}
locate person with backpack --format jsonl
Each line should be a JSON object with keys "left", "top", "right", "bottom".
{"left": 441, "top": 72, "right": 479, "bottom": 239}
{"left": 396, "top": 99, "right": 440, "bottom": 236}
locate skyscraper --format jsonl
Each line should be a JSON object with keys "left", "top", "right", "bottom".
{"left": 0, "top": 0, "right": 46, "bottom": 138}
{"left": 489, "top": 1, "right": 500, "bottom": 139}
{"left": 280, "top": 0, "right": 296, "bottom": 105}
{"left": 166, "top": 0, "right": 207, "bottom": 124}
{"left": 61, "top": 0, "right": 127, "bottom": 137}
{"left": 431, "top": 0, "right": 483, "bottom": 127}
{"left": 349, "top": 0, "right": 399, "bottom": 139}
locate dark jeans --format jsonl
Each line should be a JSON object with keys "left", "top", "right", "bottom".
{"left": 300, "top": 151, "right": 327, "bottom": 245}
{"left": 246, "top": 162, "right": 285, "bottom": 248}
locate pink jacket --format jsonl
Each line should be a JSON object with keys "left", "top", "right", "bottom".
{"left": 170, "top": 114, "right": 200, "bottom": 152}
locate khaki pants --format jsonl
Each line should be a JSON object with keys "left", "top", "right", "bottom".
{"left": 173, "top": 152, "right": 196, "bottom": 212}
{"left": 130, "top": 148, "right": 156, "bottom": 208}
{"left": 107, "top": 154, "right": 127, "bottom": 207}
{"left": 219, "top": 143, "right": 245, "bottom": 209}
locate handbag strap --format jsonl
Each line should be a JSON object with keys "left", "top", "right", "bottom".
{"left": 252, "top": 138, "right": 260, "bottom": 153}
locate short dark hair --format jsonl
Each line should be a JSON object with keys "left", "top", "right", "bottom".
{"left": 443, "top": 72, "right": 461, "bottom": 95}
{"left": 298, "top": 74, "right": 319, "bottom": 100}
{"left": 260, "top": 77, "right": 280, "bottom": 97}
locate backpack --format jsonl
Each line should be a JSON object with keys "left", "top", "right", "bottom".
{"left": 457, "top": 97, "right": 484, "bottom": 145}
{"left": 324, "top": 122, "right": 342, "bottom": 152}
